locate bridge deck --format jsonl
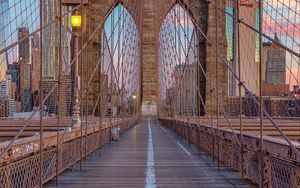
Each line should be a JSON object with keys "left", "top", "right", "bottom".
{"left": 46, "top": 117, "right": 256, "bottom": 188}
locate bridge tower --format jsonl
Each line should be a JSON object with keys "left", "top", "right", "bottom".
{"left": 64, "top": 0, "right": 228, "bottom": 116}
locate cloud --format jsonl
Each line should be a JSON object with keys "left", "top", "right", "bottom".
{"left": 263, "top": 16, "right": 300, "bottom": 41}
{"left": 265, "top": 0, "right": 298, "bottom": 13}
{"left": 269, "top": 0, "right": 298, "bottom": 9}
{"left": 263, "top": 1, "right": 300, "bottom": 40}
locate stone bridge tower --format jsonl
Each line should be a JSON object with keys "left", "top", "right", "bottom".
{"left": 64, "top": 0, "right": 227, "bottom": 116}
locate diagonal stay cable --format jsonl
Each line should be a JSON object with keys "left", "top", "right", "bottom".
{"left": 0, "top": 0, "right": 120, "bottom": 161}
{"left": 179, "top": 0, "right": 300, "bottom": 158}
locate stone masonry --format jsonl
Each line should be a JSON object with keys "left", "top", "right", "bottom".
{"left": 67, "top": 0, "right": 228, "bottom": 115}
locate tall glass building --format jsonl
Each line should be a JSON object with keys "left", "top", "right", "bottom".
{"left": 0, "top": 0, "right": 39, "bottom": 81}
{"left": 43, "top": 0, "right": 72, "bottom": 78}
{"left": 0, "top": 0, "right": 8, "bottom": 80}
{"left": 0, "top": 0, "right": 71, "bottom": 80}
{"left": 0, "top": 0, "right": 39, "bottom": 62}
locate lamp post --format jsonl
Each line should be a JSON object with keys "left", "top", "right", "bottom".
{"left": 132, "top": 95, "right": 137, "bottom": 116}
{"left": 71, "top": 9, "right": 82, "bottom": 128}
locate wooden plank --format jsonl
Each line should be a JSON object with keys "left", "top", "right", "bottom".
{"left": 46, "top": 117, "right": 254, "bottom": 188}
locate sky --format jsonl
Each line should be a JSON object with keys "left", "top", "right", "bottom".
{"left": 0, "top": 0, "right": 298, "bottom": 88}
{"left": 263, "top": 0, "right": 300, "bottom": 87}
{"left": 224, "top": 1, "right": 299, "bottom": 88}
{"left": 103, "top": 4, "right": 140, "bottom": 96}
{"left": 158, "top": 4, "right": 196, "bottom": 99}
{"left": 0, "top": 0, "right": 39, "bottom": 63}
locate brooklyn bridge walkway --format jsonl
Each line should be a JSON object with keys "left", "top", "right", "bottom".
{"left": 46, "top": 117, "right": 255, "bottom": 188}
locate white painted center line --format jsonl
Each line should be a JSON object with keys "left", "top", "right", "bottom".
{"left": 146, "top": 117, "right": 156, "bottom": 188}
{"left": 159, "top": 125, "right": 192, "bottom": 157}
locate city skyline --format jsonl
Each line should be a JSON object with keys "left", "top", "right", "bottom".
{"left": 0, "top": 0, "right": 298, "bottom": 118}
{"left": 0, "top": 2, "right": 299, "bottom": 187}
{"left": 0, "top": 0, "right": 72, "bottom": 81}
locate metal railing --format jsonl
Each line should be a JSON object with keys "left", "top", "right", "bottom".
{"left": 160, "top": 117, "right": 300, "bottom": 188}
{"left": 0, "top": 118, "right": 137, "bottom": 188}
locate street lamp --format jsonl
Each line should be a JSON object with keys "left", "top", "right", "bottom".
{"left": 71, "top": 15, "right": 82, "bottom": 28}
{"left": 132, "top": 95, "right": 137, "bottom": 115}
{"left": 71, "top": 9, "right": 82, "bottom": 128}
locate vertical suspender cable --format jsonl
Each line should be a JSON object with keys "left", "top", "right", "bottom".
{"left": 98, "top": 22, "right": 103, "bottom": 156}
{"left": 84, "top": 1, "right": 89, "bottom": 159}
{"left": 209, "top": 2, "right": 215, "bottom": 164}
{"left": 117, "top": 4, "right": 121, "bottom": 125}
{"left": 215, "top": 0, "right": 220, "bottom": 171}
{"left": 174, "top": 6, "right": 178, "bottom": 117}
{"left": 258, "top": 0, "right": 264, "bottom": 187}
{"left": 178, "top": 4, "right": 182, "bottom": 117}
{"left": 79, "top": 0, "right": 84, "bottom": 171}
{"left": 110, "top": 6, "right": 114, "bottom": 144}
{"left": 236, "top": 0, "right": 244, "bottom": 180}
{"left": 39, "top": 0, "right": 44, "bottom": 187}
{"left": 183, "top": 5, "right": 188, "bottom": 140}
{"left": 56, "top": 0, "right": 63, "bottom": 184}
{"left": 121, "top": 5, "right": 124, "bottom": 118}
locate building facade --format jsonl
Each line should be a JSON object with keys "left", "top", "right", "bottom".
{"left": 174, "top": 64, "right": 198, "bottom": 116}
{"left": 18, "top": 27, "right": 30, "bottom": 61}
{"left": 0, "top": 75, "right": 11, "bottom": 98}
{"left": 0, "top": 0, "right": 8, "bottom": 81}
{"left": 59, "top": 74, "right": 72, "bottom": 116}
{"left": 262, "top": 42, "right": 271, "bottom": 82}
{"left": 0, "top": 97, "right": 15, "bottom": 117}
{"left": 1, "top": 0, "right": 39, "bottom": 63}
{"left": 265, "top": 35, "right": 286, "bottom": 85}
{"left": 19, "top": 60, "right": 32, "bottom": 112}
{"left": 31, "top": 46, "right": 40, "bottom": 93}
{"left": 42, "top": 76, "right": 58, "bottom": 115}
{"left": 43, "top": 0, "right": 72, "bottom": 78}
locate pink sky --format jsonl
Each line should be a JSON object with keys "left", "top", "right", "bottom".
{"left": 263, "top": 17, "right": 300, "bottom": 40}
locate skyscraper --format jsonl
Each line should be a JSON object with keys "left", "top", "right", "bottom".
{"left": 265, "top": 34, "right": 286, "bottom": 85}
{"left": 19, "top": 60, "right": 32, "bottom": 112}
{"left": 0, "top": 0, "right": 39, "bottom": 64}
{"left": 174, "top": 64, "right": 198, "bottom": 116}
{"left": 43, "top": 0, "right": 72, "bottom": 78}
{"left": 42, "top": 76, "right": 58, "bottom": 115}
{"left": 0, "top": 0, "right": 8, "bottom": 80}
{"left": 31, "top": 34, "right": 40, "bottom": 93}
{"left": 42, "top": 0, "right": 56, "bottom": 77}
{"left": 0, "top": 75, "right": 12, "bottom": 98}
{"left": 60, "top": 74, "right": 72, "bottom": 116}
{"left": 18, "top": 27, "right": 30, "bottom": 61}
{"left": 262, "top": 42, "right": 272, "bottom": 82}
{"left": 7, "top": 62, "right": 19, "bottom": 82}
{"left": 6, "top": 61, "right": 19, "bottom": 101}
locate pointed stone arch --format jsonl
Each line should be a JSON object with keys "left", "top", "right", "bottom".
{"left": 66, "top": 0, "right": 228, "bottom": 115}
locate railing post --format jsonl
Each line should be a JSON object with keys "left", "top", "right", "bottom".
{"left": 181, "top": 121, "right": 183, "bottom": 140}
{"left": 109, "top": 118, "right": 112, "bottom": 145}
{"left": 197, "top": 126, "right": 201, "bottom": 155}
{"left": 98, "top": 127, "right": 102, "bottom": 156}
{"left": 262, "top": 153, "right": 272, "bottom": 188}
{"left": 187, "top": 117, "right": 191, "bottom": 147}
{"left": 176, "top": 120, "right": 179, "bottom": 137}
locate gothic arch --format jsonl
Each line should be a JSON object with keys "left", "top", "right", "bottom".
{"left": 75, "top": 0, "right": 228, "bottom": 115}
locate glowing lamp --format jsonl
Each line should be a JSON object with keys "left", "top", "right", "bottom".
{"left": 132, "top": 95, "right": 137, "bottom": 99}
{"left": 71, "top": 15, "right": 82, "bottom": 28}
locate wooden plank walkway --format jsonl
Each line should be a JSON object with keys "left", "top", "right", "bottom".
{"left": 46, "top": 117, "right": 256, "bottom": 188}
